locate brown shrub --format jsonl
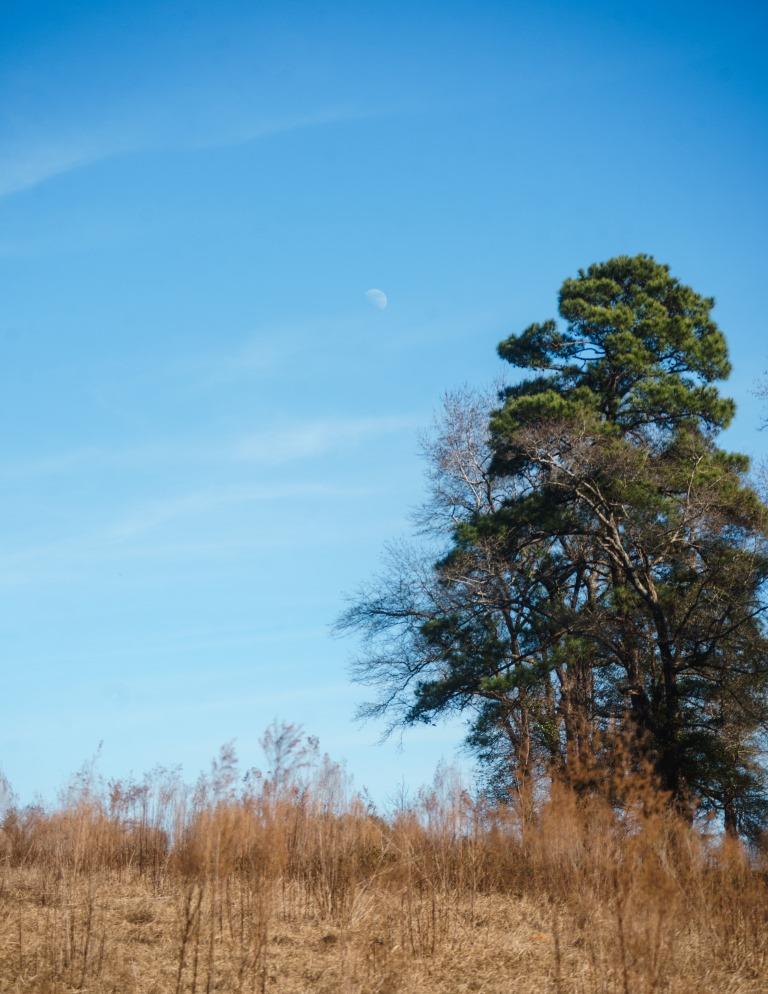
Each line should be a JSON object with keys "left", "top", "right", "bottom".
{"left": 0, "top": 728, "right": 765, "bottom": 993}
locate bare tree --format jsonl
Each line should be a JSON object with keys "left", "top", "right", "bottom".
{"left": 339, "top": 389, "right": 599, "bottom": 801}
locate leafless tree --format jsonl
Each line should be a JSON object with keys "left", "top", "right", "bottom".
{"left": 340, "top": 389, "right": 602, "bottom": 799}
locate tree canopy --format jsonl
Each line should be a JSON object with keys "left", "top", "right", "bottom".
{"left": 340, "top": 256, "right": 768, "bottom": 837}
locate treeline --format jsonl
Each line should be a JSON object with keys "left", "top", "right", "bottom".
{"left": 340, "top": 256, "right": 768, "bottom": 838}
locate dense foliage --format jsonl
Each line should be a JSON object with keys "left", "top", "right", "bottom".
{"left": 340, "top": 256, "right": 768, "bottom": 836}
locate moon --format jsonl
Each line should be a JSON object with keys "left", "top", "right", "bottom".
{"left": 365, "top": 288, "right": 388, "bottom": 310}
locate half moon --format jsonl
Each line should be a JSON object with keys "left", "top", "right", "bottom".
{"left": 365, "top": 288, "right": 388, "bottom": 310}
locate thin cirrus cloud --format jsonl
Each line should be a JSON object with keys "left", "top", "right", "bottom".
{"left": 105, "top": 481, "right": 362, "bottom": 541}
{"left": 0, "top": 130, "right": 134, "bottom": 200}
{"left": 232, "top": 416, "right": 417, "bottom": 463}
{"left": 2, "top": 414, "right": 418, "bottom": 480}
{"left": 0, "top": 481, "right": 370, "bottom": 589}
{"left": 0, "top": 414, "right": 416, "bottom": 583}
{"left": 0, "top": 107, "right": 370, "bottom": 200}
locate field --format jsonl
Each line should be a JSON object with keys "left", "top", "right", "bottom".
{"left": 0, "top": 736, "right": 765, "bottom": 994}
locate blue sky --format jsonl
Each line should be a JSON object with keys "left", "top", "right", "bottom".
{"left": 1, "top": 0, "right": 766, "bottom": 804}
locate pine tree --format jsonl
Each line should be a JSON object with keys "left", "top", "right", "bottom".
{"left": 340, "top": 256, "right": 768, "bottom": 834}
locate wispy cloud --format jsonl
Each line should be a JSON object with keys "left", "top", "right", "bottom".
{"left": 0, "top": 108, "right": 369, "bottom": 200}
{"left": 0, "top": 480, "right": 368, "bottom": 588}
{"left": 0, "top": 131, "right": 132, "bottom": 199}
{"left": 0, "top": 414, "right": 417, "bottom": 585}
{"left": 106, "top": 481, "right": 359, "bottom": 540}
{"left": 2, "top": 414, "right": 417, "bottom": 480}
{"left": 233, "top": 416, "right": 417, "bottom": 463}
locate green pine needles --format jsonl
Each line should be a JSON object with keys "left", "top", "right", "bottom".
{"left": 340, "top": 256, "right": 768, "bottom": 837}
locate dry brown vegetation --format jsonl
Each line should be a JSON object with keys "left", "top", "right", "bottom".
{"left": 0, "top": 725, "right": 765, "bottom": 994}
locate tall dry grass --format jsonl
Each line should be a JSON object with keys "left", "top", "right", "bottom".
{"left": 0, "top": 725, "right": 765, "bottom": 993}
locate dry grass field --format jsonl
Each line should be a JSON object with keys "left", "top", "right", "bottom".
{"left": 0, "top": 731, "right": 765, "bottom": 994}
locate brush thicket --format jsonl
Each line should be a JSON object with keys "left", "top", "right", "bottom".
{"left": 0, "top": 726, "right": 765, "bottom": 993}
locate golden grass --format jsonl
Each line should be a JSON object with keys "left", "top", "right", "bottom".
{"left": 0, "top": 731, "right": 765, "bottom": 993}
